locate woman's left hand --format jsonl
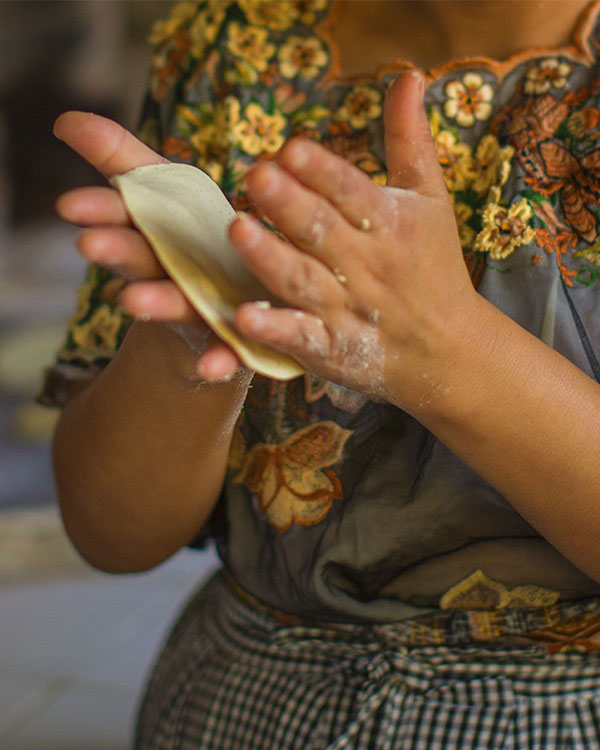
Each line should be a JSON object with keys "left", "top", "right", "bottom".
{"left": 230, "top": 71, "right": 479, "bottom": 413}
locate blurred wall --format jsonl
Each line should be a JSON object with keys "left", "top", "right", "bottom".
{"left": 0, "top": 1, "right": 172, "bottom": 517}
{"left": 0, "top": 0, "right": 172, "bottom": 228}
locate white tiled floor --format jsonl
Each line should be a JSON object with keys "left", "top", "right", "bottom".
{"left": 0, "top": 542, "right": 219, "bottom": 749}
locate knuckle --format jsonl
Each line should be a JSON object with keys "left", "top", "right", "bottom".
{"left": 298, "top": 208, "right": 336, "bottom": 248}
{"left": 285, "top": 258, "right": 323, "bottom": 304}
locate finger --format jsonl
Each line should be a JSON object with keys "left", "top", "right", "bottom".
{"left": 56, "top": 187, "right": 132, "bottom": 227}
{"left": 120, "top": 279, "right": 198, "bottom": 323}
{"left": 53, "top": 111, "right": 169, "bottom": 178}
{"left": 277, "top": 138, "right": 388, "bottom": 230}
{"left": 244, "top": 162, "right": 351, "bottom": 269}
{"left": 236, "top": 304, "right": 330, "bottom": 364}
{"left": 384, "top": 71, "right": 446, "bottom": 196}
{"left": 77, "top": 228, "right": 165, "bottom": 279}
{"left": 229, "top": 214, "right": 346, "bottom": 312}
{"left": 197, "top": 346, "right": 243, "bottom": 382}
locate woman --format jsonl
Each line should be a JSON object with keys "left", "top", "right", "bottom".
{"left": 44, "top": 1, "right": 600, "bottom": 747}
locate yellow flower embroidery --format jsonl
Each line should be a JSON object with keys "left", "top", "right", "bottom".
{"left": 451, "top": 198, "right": 475, "bottom": 249}
{"left": 72, "top": 278, "right": 95, "bottom": 322}
{"left": 234, "top": 421, "right": 352, "bottom": 532}
{"left": 474, "top": 199, "right": 534, "bottom": 259}
{"left": 188, "top": 1, "right": 230, "bottom": 57}
{"left": 441, "top": 569, "right": 560, "bottom": 610}
{"left": 177, "top": 96, "right": 241, "bottom": 176}
{"left": 444, "top": 73, "right": 494, "bottom": 127}
{"left": 226, "top": 22, "right": 276, "bottom": 72}
{"left": 238, "top": 0, "right": 298, "bottom": 30}
{"left": 293, "top": 0, "right": 328, "bottom": 25}
{"left": 70, "top": 305, "right": 123, "bottom": 352}
{"left": 434, "top": 130, "right": 475, "bottom": 192}
{"left": 336, "top": 85, "right": 382, "bottom": 129}
{"left": 233, "top": 102, "right": 286, "bottom": 154}
{"left": 148, "top": 1, "right": 198, "bottom": 45}
{"left": 524, "top": 59, "right": 571, "bottom": 95}
{"left": 471, "top": 135, "right": 514, "bottom": 196}
{"left": 278, "top": 35, "right": 328, "bottom": 79}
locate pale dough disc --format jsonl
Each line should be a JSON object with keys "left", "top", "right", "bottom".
{"left": 111, "top": 163, "right": 303, "bottom": 380}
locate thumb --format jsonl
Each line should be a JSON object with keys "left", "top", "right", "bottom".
{"left": 53, "top": 111, "right": 169, "bottom": 179}
{"left": 384, "top": 71, "right": 445, "bottom": 196}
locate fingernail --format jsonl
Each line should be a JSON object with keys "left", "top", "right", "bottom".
{"left": 246, "top": 309, "right": 266, "bottom": 332}
{"left": 237, "top": 216, "right": 260, "bottom": 248}
{"left": 136, "top": 313, "right": 151, "bottom": 322}
{"left": 254, "top": 165, "right": 280, "bottom": 197}
{"left": 287, "top": 141, "right": 309, "bottom": 169}
{"left": 410, "top": 70, "right": 425, "bottom": 100}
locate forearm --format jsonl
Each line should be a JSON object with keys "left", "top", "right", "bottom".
{"left": 53, "top": 321, "right": 251, "bottom": 573}
{"left": 413, "top": 294, "right": 600, "bottom": 582}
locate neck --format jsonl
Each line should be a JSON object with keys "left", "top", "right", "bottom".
{"left": 422, "top": 0, "right": 590, "bottom": 65}
{"left": 334, "top": 1, "right": 592, "bottom": 74}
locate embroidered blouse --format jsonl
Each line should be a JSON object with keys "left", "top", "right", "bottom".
{"left": 40, "top": 0, "right": 600, "bottom": 638}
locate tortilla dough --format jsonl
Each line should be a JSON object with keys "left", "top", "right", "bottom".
{"left": 111, "top": 163, "right": 303, "bottom": 380}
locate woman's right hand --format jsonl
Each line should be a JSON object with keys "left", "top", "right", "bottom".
{"left": 54, "top": 111, "right": 242, "bottom": 382}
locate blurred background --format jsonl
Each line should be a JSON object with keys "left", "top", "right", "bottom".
{"left": 0, "top": 3, "right": 218, "bottom": 748}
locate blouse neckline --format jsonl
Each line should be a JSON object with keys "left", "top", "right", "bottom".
{"left": 316, "top": 0, "right": 600, "bottom": 87}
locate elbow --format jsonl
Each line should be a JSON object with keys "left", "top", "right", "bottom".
{"left": 60, "top": 513, "right": 176, "bottom": 575}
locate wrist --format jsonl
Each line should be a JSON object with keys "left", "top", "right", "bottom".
{"left": 393, "top": 290, "right": 493, "bottom": 425}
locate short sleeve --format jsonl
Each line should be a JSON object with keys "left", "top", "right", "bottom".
{"left": 37, "top": 266, "right": 132, "bottom": 407}
{"left": 37, "top": 0, "right": 239, "bottom": 408}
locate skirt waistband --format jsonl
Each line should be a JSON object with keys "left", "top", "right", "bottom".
{"left": 226, "top": 573, "right": 600, "bottom": 654}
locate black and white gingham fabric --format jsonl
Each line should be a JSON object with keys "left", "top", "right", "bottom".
{"left": 135, "top": 571, "right": 600, "bottom": 749}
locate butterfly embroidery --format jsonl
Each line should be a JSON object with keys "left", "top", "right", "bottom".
{"left": 539, "top": 140, "right": 600, "bottom": 242}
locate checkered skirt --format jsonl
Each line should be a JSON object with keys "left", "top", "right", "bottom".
{"left": 135, "top": 571, "right": 600, "bottom": 749}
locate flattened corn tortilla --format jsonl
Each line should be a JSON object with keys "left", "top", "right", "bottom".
{"left": 111, "top": 163, "right": 303, "bottom": 380}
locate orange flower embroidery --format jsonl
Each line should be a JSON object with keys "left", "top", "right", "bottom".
{"left": 234, "top": 421, "right": 352, "bottom": 532}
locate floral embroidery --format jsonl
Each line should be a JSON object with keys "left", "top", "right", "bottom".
{"left": 44, "top": 1, "right": 600, "bottom": 628}
{"left": 444, "top": 73, "right": 494, "bottom": 127}
{"left": 473, "top": 198, "right": 535, "bottom": 259}
{"left": 278, "top": 35, "right": 328, "bottom": 79}
{"left": 58, "top": 266, "right": 131, "bottom": 364}
{"left": 70, "top": 306, "right": 123, "bottom": 352}
{"left": 168, "top": 97, "right": 242, "bottom": 181}
{"left": 294, "top": 0, "right": 328, "bottom": 26}
{"left": 470, "top": 135, "right": 514, "bottom": 196}
{"left": 495, "top": 87, "right": 600, "bottom": 281}
{"left": 234, "top": 421, "right": 351, "bottom": 532}
{"left": 148, "top": 2, "right": 198, "bottom": 46}
{"left": 524, "top": 59, "right": 572, "bottom": 95}
{"left": 451, "top": 198, "right": 476, "bottom": 248}
{"left": 434, "top": 130, "right": 475, "bottom": 191}
{"left": 430, "top": 110, "right": 518, "bottom": 266}
{"left": 233, "top": 102, "right": 287, "bottom": 154}
{"left": 336, "top": 85, "right": 382, "bottom": 129}
{"left": 226, "top": 22, "right": 276, "bottom": 76}
{"left": 440, "top": 569, "right": 560, "bottom": 611}
{"left": 238, "top": 0, "right": 298, "bottom": 31}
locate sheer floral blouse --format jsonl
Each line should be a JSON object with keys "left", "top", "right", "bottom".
{"left": 40, "top": 0, "right": 600, "bottom": 647}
